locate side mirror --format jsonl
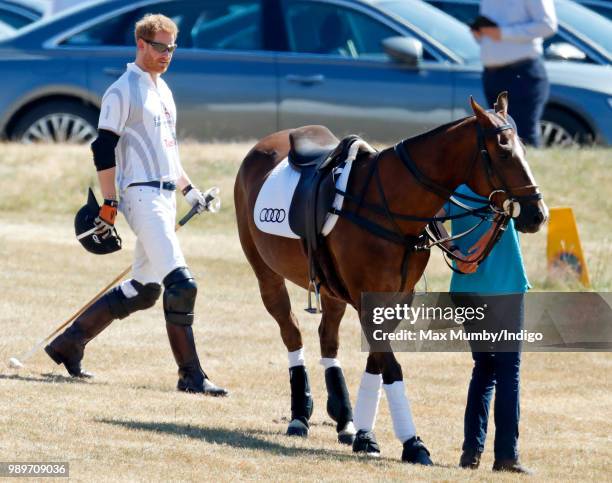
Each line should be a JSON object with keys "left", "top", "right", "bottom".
{"left": 545, "top": 42, "right": 587, "bottom": 62}
{"left": 383, "top": 36, "right": 423, "bottom": 66}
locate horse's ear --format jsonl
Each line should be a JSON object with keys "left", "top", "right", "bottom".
{"left": 494, "top": 91, "right": 508, "bottom": 117}
{"left": 470, "top": 96, "right": 491, "bottom": 126}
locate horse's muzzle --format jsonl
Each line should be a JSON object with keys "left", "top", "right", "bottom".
{"left": 515, "top": 200, "right": 548, "bottom": 233}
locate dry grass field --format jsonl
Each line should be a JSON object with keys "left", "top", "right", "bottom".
{"left": 0, "top": 143, "right": 610, "bottom": 481}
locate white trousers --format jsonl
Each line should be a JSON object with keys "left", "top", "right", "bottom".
{"left": 119, "top": 185, "right": 186, "bottom": 285}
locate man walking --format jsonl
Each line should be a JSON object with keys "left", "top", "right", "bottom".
{"left": 472, "top": 0, "right": 557, "bottom": 146}
{"left": 45, "top": 13, "right": 227, "bottom": 396}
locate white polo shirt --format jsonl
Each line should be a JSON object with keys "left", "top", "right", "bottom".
{"left": 479, "top": 0, "right": 557, "bottom": 67}
{"left": 98, "top": 62, "right": 183, "bottom": 191}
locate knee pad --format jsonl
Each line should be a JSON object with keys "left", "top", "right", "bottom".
{"left": 163, "top": 267, "right": 197, "bottom": 326}
{"left": 106, "top": 280, "right": 161, "bottom": 319}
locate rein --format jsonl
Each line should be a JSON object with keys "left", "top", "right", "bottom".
{"left": 331, "top": 116, "right": 541, "bottom": 288}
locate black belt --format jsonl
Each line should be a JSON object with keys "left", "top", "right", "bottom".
{"left": 128, "top": 181, "right": 177, "bottom": 191}
{"left": 484, "top": 57, "right": 537, "bottom": 72}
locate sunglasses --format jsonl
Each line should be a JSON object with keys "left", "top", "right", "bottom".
{"left": 142, "top": 38, "right": 177, "bottom": 54}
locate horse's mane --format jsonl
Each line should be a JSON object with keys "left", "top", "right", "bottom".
{"left": 404, "top": 115, "right": 473, "bottom": 145}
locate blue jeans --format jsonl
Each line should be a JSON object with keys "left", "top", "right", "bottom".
{"left": 483, "top": 57, "right": 549, "bottom": 147}
{"left": 462, "top": 294, "right": 524, "bottom": 461}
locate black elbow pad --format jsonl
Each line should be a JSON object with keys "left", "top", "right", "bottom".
{"left": 91, "top": 129, "right": 120, "bottom": 171}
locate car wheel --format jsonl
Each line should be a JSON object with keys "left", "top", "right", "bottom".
{"left": 12, "top": 100, "right": 98, "bottom": 144}
{"left": 540, "top": 108, "right": 592, "bottom": 147}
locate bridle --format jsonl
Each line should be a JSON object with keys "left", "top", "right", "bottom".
{"left": 418, "top": 114, "right": 542, "bottom": 273}
{"left": 331, "top": 114, "right": 543, "bottom": 289}
{"left": 472, "top": 113, "right": 543, "bottom": 218}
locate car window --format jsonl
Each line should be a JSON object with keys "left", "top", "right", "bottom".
{"left": 556, "top": 0, "right": 612, "bottom": 55}
{"left": 61, "top": 8, "right": 142, "bottom": 47}
{"left": 0, "top": 9, "right": 36, "bottom": 29}
{"left": 60, "top": 1, "right": 197, "bottom": 48}
{"left": 589, "top": 6, "right": 612, "bottom": 21}
{"left": 133, "top": 2, "right": 202, "bottom": 48}
{"left": 543, "top": 33, "right": 595, "bottom": 63}
{"left": 61, "top": 1, "right": 262, "bottom": 51}
{"left": 0, "top": 19, "right": 15, "bottom": 37}
{"left": 427, "top": 1, "right": 478, "bottom": 24}
{"left": 382, "top": 0, "right": 480, "bottom": 62}
{"left": 282, "top": 0, "right": 433, "bottom": 60}
{"left": 427, "top": 0, "right": 608, "bottom": 63}
{"left": 190, "top": 1, "right": 262, "bottom": 50}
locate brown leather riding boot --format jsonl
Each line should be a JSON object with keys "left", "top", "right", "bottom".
{"left": 44, "top": 295, "right": 115, "bottom": 378}
{"left": 166, "top": 323, "right": 228, "bottom": 396}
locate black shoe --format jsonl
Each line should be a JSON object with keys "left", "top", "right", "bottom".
{"left": 44, "top": 343, "right": 93, "bottom": 379}
{"left": 459, "top": 448, "right": 482, "bottom": 469}
{"left": 352, "top": 429, "right": 380, "bottom": 457}
{"left": 402, "top": 436, "right": 433, "bottom": 465}
{"left": 493, "top": 459, "right": 533, "bottom": 474}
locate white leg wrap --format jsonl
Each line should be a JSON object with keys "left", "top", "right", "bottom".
{"left": 384, "top": 381, "right": 416, "bottom": 443}
{"left": 319, "top": 357, "right": 341, "bottom": 369}
{"left": 288, "top": 348, "right": 305, "bottom": 368}
{"left": 353, "top": 372, "right": 382, "bottom": 432}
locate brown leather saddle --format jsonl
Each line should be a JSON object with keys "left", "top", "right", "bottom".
{"left": 287, "top": 125, "right": 362, "bottom": 312}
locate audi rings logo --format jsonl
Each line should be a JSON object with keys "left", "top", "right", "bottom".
{"left": 259, "top": 208, "right": 286, "bottom": 223}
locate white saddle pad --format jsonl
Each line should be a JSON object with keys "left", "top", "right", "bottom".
{"left": 254, "top": 140, "right": 375, "bottom": 238}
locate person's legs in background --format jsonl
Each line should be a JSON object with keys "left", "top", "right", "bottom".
{"left": 482, "top": 67, "right": 502, "bottom": 112}
{"left": 461, "top": 350, "right": 496, "bottom": 468}
{"left": 482, "top": 58, "right": 549, "bottom": 147}
{"left": 491, "top": 294, "right": 530, "bottom": 473}
{"left": 524, "top": 58, "right": 549, "bottom": 147}
{"left": 492, "top": 351, "right": 521, "bottom": 462}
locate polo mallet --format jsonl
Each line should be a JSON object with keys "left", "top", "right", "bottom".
{"left": 7, "top": 187, "right": 220, "bottom": 370}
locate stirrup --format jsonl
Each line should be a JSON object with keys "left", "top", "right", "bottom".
{"left": 305, "top": 280, "right": 321, "bottom": 314}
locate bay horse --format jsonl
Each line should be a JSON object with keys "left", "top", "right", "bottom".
{"left": 233, "top": 93, "right": 548, "bottom": 464}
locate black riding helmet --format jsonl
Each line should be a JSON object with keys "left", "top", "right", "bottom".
{"left": 74, "top": 188, "right": 122, "bottom": 255}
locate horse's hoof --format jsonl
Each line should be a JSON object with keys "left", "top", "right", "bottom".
{"left": 286, "top": 419, "right": 309, "bottom": 437}
{"left": 402, "top": 436, "right": 433, "bottom": 466}
{"left": 352, "top": 429, "right": 380, "bottom": 457}
{"left": 337, "top": 421, "right": 356, "bottom": 445}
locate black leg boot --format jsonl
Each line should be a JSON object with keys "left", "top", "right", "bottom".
{"left": 286, "top": 365, "right": 314, "bottom": 437}
{"left": 44, "top": 295, "right": 116, "bottom": 378}
{"left": 166, "top": 323, "right": 228, "bottom": 397}
{"left": 325, "top": 366, "right": 356, "bottom": 445}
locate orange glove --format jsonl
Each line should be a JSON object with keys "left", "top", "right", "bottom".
{"left": 94, "top": 199, "right": 118, "bottom": 238}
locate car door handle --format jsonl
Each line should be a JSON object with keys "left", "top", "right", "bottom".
{"left": 285, "top": 74, "right": 325, "bottom": 85}
{"left": 103, "top": 68, "right": 124, "bottom": 77}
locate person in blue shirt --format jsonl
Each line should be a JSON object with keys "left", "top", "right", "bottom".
{"left": 439, "top": 184, "right": 532, "bottom": 474}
